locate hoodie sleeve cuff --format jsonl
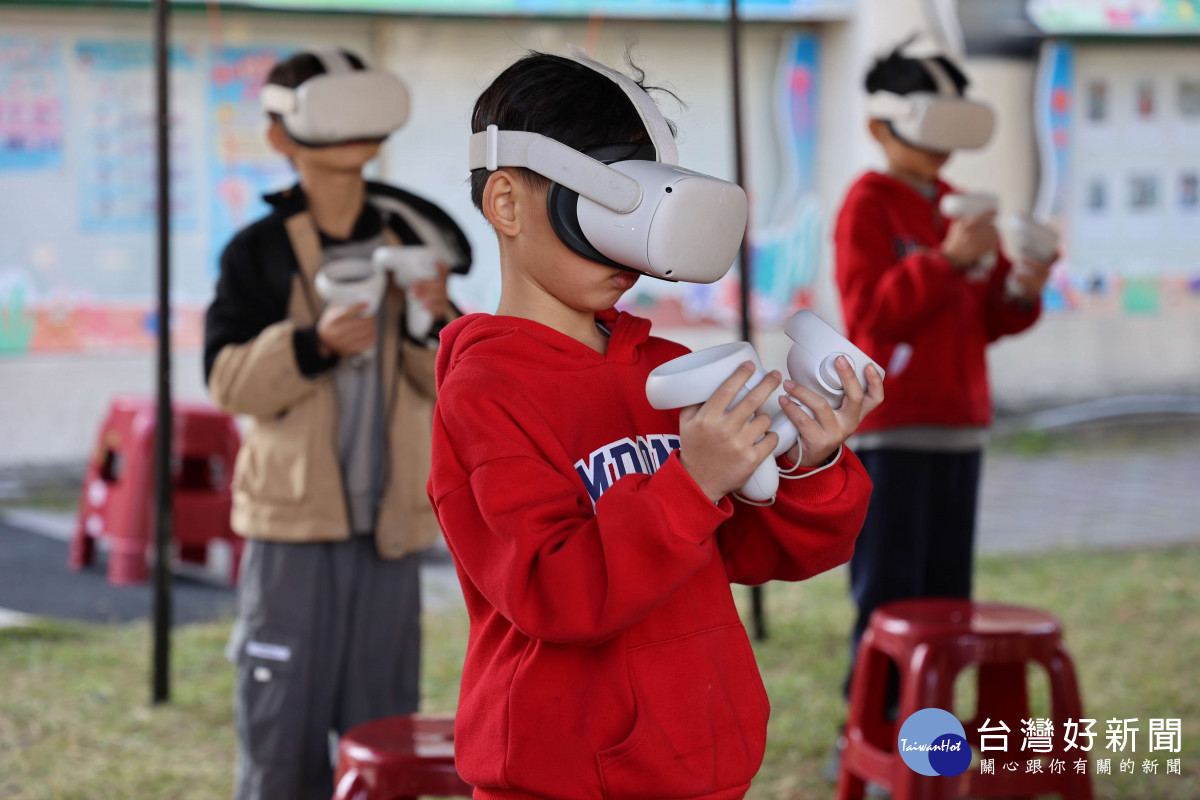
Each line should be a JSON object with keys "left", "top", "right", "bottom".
{"left": 293, "top": 326, "right": 340, "bottom": 377}
{"left": 777, "top": 446, "right": 849, "bottom": 503}
{"left": 649, "top": 451, "right": 733, "bottom": 546}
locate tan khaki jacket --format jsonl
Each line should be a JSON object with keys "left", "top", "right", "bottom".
{"left": 209, "top": 209, "right": 450, "bottom": 559}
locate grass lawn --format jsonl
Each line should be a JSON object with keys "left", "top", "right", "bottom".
{"left": 1, "top": 546, "right": 1196, "bottom": 799}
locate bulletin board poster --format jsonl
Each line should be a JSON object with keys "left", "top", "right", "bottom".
{"left": 106, "top": 0, "right": 857, "bottom": 20}
{"left": 1032, "top": 40, "right": 1200, "bottom": 316}
{"left": 0, "top": 37, "right": 66, "bottom": 171}
{"left": 74, "top": 40, "right": 203, "bottom": 233}
{"left": 208, "top": 45, "right": 298, "bottom": 274}
{"left": 1028, "top": 0, "right": 1200, "bottom": 35}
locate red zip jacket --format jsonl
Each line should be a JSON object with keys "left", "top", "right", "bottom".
{"left": 834, "top": 171, "right": 1041, "bottom": 433}
{"left": 428, "top": 308, "right": 872, "bottom": 800}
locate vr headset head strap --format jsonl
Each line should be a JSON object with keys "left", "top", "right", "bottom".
{"left": 313, "top": 49, "right": 355, "bottom": 76}
{"left": 915, "top": 56, "right": 960, "bottom": 98}
{"left": 563, "top": 44, "right": 679, "bottom": 167}
{"left": 468, "top": 125, "right": 643, "bottom": 213}
{"left": 260, "top": 49, "right": 357, "bottom": 116}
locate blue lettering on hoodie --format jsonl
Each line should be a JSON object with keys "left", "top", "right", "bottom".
{"left": 574, "top": 434, "right": 681, "bottom": 508}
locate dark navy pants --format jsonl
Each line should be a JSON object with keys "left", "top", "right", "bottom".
{"left": 843, "top": 448, "right": 982, "bottom": 708}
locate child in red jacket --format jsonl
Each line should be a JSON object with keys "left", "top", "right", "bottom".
{"left": 832, "top": 42, "right": 1055, "bottom": 733}
{"left": 428, "top": 50, "right": 883, "bottom": 800}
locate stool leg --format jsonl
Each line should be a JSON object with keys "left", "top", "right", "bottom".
{"left": 893, "top": 644, "right": 959, "bottom": 800}
{"left": 178, "top": 543, "right": 207, "bottom": 566}
{"left": 69, "top": 530, "right": 95, "bottom": 570}
{"left": 839, "top": 630, "right": 889, "bottom": 800}
{"left": 836, "top": 768, "right": 867, "bottom": 800}
{"left": 971, "top": 662, "right": 1030, "bottom": 735}
{"left": 230, "top": 536, "right": 245, "bottom": 585}
{"left": 106, "top": 538, "right": 149, "bottom": 585}
{"left": 1045, "top": 645, "right": 1094, "bottom": 800}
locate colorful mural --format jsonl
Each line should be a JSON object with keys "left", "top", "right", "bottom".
{"left": 1028, "top": 0, "right": 1200, "bottom": 34}
{"left": 619, "top": 32, "right": 824, "bottom": 330}
{"left": 0, "top": 37, "right": 65, "bottom": 171}
{"left": 1033, "top": 39, "right": 1200, "bottom": 316}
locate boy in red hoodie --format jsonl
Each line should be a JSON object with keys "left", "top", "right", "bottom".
{"left": 427, "top": 51, "right": 884, "bottom": 799}
{"left": 832, "top": 43, "right": 1055, "bottom": 730}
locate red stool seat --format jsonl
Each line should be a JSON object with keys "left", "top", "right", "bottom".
{"left": 838, "top": 598, "right": 1094, "bottom": 800}
{"left": 334, "top": 713, "right": 472, "bottom": 800}
{"left": 69, "top": 395, "right": 243, "bottom": 585}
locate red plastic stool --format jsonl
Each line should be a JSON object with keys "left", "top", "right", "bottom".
{"left": 68, "top": 395, "right": 243, "bottom": 586}
{"left": 334, "top": 714, "right": 472, "bottom": 800}
{"left": 837, "top": 598, "right": 1094, "bottom": 800}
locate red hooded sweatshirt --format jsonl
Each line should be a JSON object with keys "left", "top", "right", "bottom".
{"left": 834, "top": 171, "right": 1041, "bottom": 434}
{"left": 428, "top": 308, "right": 872, "bottom": 800}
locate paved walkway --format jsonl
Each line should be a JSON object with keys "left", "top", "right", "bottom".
{"left": 976, "top": 421, "right": 1200, "bottom": 554}
{"left": 1, "top": 420, "right": 1196, "bottom": 627}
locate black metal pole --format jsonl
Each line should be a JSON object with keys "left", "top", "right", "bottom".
{"left": 152, "top": 0, "right": 174, "bottom": 704}
{"left": 728, "top": 0, "right": 766, "bottom": 642}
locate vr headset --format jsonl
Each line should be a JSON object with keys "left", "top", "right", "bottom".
{"left": 467, "top": 45, "right": 748, "bottom": 284}
{"left": 260, "top": 49, "right": 409, "bottom": 147}
{"left": 866, "top": 52, "right": 995, "bottom": 153}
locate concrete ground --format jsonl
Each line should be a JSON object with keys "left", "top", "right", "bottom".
{"left": 1, "top": 419, "right": 1197, "bottom": 628}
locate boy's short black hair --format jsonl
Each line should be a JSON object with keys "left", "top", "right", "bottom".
{"left": 469, "top": 51, "right": 678, "bottom": 212}
{"left": 865, "top": 43, "right": 969, "bottom": 97}
{"left": 264, "top": 49, "right": 367, "bottom": 123}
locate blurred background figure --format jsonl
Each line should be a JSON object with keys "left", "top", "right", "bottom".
{"left": 829, "top": 37, "right": 1053, "bottom": 768}
{"left": 204, "top": 48, "right": 469, "bottom": 800}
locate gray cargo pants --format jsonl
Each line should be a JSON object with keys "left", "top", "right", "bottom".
{"left": 227, "top": 535, "right": 421, "bottom": 800}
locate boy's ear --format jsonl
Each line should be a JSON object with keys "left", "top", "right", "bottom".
{"left": 868, "top": 119, "right": 892, "bottom": 145}
{"left": 266, "top": 120, "right": 297, "bottom": 158}
{"left": 481, "top": 170, "right": 522, "bottom": 237}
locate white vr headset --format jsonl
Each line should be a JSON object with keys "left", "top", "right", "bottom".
{"left": 866, "top": 55, "right": 995, "bottom": 153}
{"left": 467, "top": 45, "right": 748, "bottom": 284}
{"left": 260, "top": 49, "right": 409, "bottom": 147}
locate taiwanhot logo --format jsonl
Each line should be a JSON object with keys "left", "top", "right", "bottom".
{"left": 897, "top": 708, "right": 971, "bottom": 777}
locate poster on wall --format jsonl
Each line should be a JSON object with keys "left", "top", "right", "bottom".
{"left": 74, "top": 40, "right": 203, "bottom": 232}
{"left": 1033, "top": 39, "right": 1200, "bottom": 316}
{"left": 0, "top": 37, "right": 66, "bottom": 171}
{"left": 208, "top": 45, "right": 298, "bottom": 272}
{"left": 1028, "top": 0, "right": 1200, "bottom": 34}
{"left": 106, "top": 0, "right": 856, "bottom": 20}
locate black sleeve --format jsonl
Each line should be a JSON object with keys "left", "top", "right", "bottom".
{"left": 203, "top": 231, "right": 336, "bottom": 384}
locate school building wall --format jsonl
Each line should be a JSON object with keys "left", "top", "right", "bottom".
{"left": 0, "top": 3, "right": 1195, "bottom": 467}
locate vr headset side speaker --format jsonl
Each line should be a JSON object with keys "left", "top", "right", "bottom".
{"left": 467, "top": 45, "right": 748, "bottom": 284}
{"left": 260, "top": 49, "right": 410, "bottom": 147}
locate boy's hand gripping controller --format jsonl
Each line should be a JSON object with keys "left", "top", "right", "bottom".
{"left": 313, "top": 258, "right": 387, "bottom": 360}
{"left": 939, "top": 191, "right": 999, "bottom": 279}
{"left": 643, "top": 310, "right": 883, "bottom": 502}
{"left": 645, "top": 342, "right": 781, "bottom": 502}
{"left": 999, "top": 214, "right": 1059, "bottom": 298}
{"left": 760, "top": 309, "right": 885, "bottom": 462}
{"left": 372, "top": 246, "right": 441, "bottom": 340}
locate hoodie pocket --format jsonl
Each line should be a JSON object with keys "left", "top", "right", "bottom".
{"left": 597, "top": 624, "right": 769, "bottom": 799}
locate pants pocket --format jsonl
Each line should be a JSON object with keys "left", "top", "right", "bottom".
{"left": 234, "top": 629, "right": 305, "bottom": 764}
{"left": 597, "top": 624, "right": 769, "bottom": 799}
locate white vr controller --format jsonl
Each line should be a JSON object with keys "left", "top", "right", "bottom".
{"left": 939, "top": 192, "right": 1059, "bottom": 293}
{"left": 1000, "top": 213, "right": 1059, "bottom": 297}
{"left": 645, "top": 310, "right": 884, "bottom": 502}
{"left": 646, "top": 342, "right": 782, "bottom": 501}
{"left": 939, "top": 191, "right": 1000, "bottom": 278}
{"left": 312, "top": 246, "right": 441, "bottom": 347}
{"left": 372, "top": 246, "right": 440, "bottom": 340}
